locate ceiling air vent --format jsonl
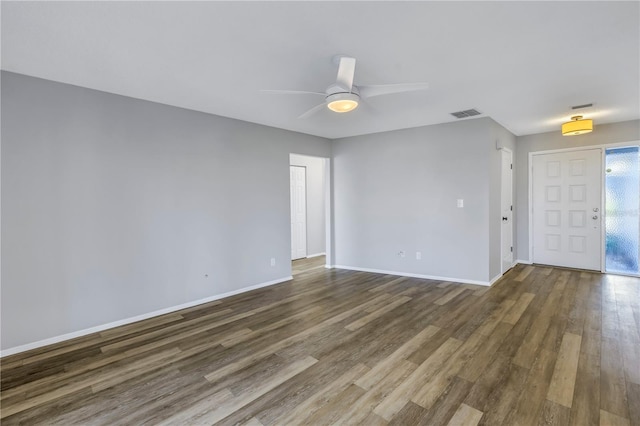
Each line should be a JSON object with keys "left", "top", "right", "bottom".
{"left": 571, "top": 103, "right": 593, "bottom": 110}
{"left": 450, "top": 108, "right": 482, "bottom": 119}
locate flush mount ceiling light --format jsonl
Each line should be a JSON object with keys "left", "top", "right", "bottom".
{"left": 562, "top": 115, "right": 593, "bottom": 136}
{"left": 326, "top": 92, "right": 359, "bottom": 113}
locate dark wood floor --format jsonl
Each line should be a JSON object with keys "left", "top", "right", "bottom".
{"left": 291, "top": 255, "right": 326, "bottom": 276}
{"left": 1, "top": 262, "right": 639, "bottom": 425}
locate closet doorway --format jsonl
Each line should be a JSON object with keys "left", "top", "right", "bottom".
{"left": 290, "top": 154, "right": 330, "bottom": 275}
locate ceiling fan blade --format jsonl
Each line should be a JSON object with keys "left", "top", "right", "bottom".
{"left": 358, "top": 83, "right": 429, "bottom": 99}
{"left": 359, "top": 100, "right": 377, "bottom": 115}
{"left": 260, "top": 89, "right": 325, "bottom": 96}
{"left": 298, "top": 102, "right": 327, "bottom": 119}
{"left": 335, "top": 56, "right": 356, "bottom": 92}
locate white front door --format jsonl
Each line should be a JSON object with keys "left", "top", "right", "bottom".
{"left": 290, "top": 166, "right": 307, "bottom": 260}
{"left": 501, "top": 149, "right": 514, "bottom": 274}
{"left": 532, "top": 148, "right": 602, "bottom": 270}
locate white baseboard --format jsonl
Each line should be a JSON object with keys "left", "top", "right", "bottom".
{"left": 306, "top": 252, "right": 326, "bottom": 258}
{"left": 333, "top": 265, "right": 492, "bottom": 287}
{"left": 0, "top": 275, "right": 293, "bottom": 358}
{"left": 516, "top": 259, "right": 533, "bottom": 265}
{"left": 489, "top": 273, "right": 503, "bottom": 286}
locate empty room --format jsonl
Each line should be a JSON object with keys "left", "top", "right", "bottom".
{"left": 1, "top": 1, "right": 639, "bottom": 425}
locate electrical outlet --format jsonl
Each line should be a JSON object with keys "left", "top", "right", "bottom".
{"left": 270, "top": 258, "right": 276, "bottom": 267}
{"left": 416, "top": 251, "right": 422, "bottom": 260}
{"left": 398, "top": 251, "right": 405, "bottom": 258}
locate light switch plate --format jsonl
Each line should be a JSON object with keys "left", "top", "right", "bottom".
{"left": 457, "top": 199, "right": 464, "bottom": 208}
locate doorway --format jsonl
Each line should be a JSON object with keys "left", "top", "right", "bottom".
{"left": 289, "top": 154, "right": 331, "bottom": 273}
{"left": 531, "top": 148, "right": 603, "bottom": 270}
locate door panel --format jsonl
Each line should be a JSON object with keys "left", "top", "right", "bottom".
{"left": 290, "top": 166, "right": 307, "bottom": 260}
{"left": 501, "top": 150, "right": 513, "bottom": 273}
{"left": 532, "top": 149, "right": 602, "bottom": 270}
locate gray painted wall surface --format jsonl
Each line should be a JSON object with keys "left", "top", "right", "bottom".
{"left": 289, "top": 154, "right": 326, "bottom": 257}
{"left": 332, "top": 118, "right": 496, "bottom": 283}
{"left": 1, "top": 72, "right": 331, "bottom": 350}
{"left": 515, "top": 119, "right": 640, "bottom": 261}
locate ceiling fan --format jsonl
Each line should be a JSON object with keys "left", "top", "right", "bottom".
{"left": 261, "top": 56, "right": 429, "bottom": 119}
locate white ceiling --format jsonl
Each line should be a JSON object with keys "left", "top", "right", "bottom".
{"left": 2, "top": 1, "right": 639, "bottom": 139}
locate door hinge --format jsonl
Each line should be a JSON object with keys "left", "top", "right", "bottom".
{"left": 510, "top": 205, "right": 513, "bottom": 211}
{"left": 510, "top": 164, "right": 513, "bottom": 169}
{"left": 510, "top": 246, "right": 513, "bottom": 252}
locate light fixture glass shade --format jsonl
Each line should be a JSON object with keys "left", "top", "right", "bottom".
{"left": 326, "top": 92, "right": 359, "bottom": 113}
{"left": 562, "top": 115, "right": 593, "bottom": 136}
{"left": 327, "top": 99, "right": 358, "bottom": 113}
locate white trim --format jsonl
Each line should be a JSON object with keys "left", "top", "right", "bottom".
{"left": 0, "top": 275, "right": 293, "bottom": 358}
{"left": 325, "top": 264, "right": 333, "bottom": 269}
{"left": 606, "top": 271, "right": 640, "bottom": 278}
{"left": 527, "top": 141, "right": 639, "bottom": 157}
{"left": 324, "top": 157, "right": 333, "bottom": 267}
{"left": 528, "top": 150, "right": 534, "bottom": 265}
{"left": 306, "top": 252, "right": 326, "bottom": 258}
{"left": 600, "top": 148, "right": 607, "bottom": 273}
{"left": 489, "top": 273, "right": 503, "bottom": 286}
{"left": 516, "top": 259, "right": 533, "bottom": 265}
{"left": 333, "top": 265, "right": 492, "bottom": 286}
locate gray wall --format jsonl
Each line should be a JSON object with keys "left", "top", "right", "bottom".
{"left": 332, "top": 117, "right": 506, "bottom": 283}
{"left": 515, "top": 119, "right": 640, "bottom": 261}
{"left": 289, "top": 154, "right": 326, "bottom": 257}
{"left": 1, "top": 71, "right": 331, "bottom": 351}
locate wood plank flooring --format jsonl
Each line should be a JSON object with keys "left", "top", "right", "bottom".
{"left": 1, "top": 260, "right": 639, "bottom": 425}
{"left": 291, "top": 255, "right": 326, "bottom": 275}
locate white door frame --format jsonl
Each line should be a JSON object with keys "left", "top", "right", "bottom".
{"left": 528, "top": 140, "right": 640, "bottom": 272}
{"left": 501, "top": 148, "right": 514, "bottom": 275}
{"left": 323, "top": 157, "right": 333, "bottom": 268}
{"left": 289, "top": 154, "right": 333, "bottom": 268}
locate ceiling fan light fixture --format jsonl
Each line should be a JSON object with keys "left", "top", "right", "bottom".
{"left": 326, "top": 92, "right": 359, "bottom": 113}
{"left": 262, "top": 56, "right": 429, "bottom": 119}
{"left": 562, "top": 115, "right": 593, "bottom": 136}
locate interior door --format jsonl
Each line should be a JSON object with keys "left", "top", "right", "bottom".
{"left": 501, "top": 149, "right": 513, "bottom": 273}
{"left": 532, "top": 148, "right": 602, "bottom": 270}
{"left": 290, "top": 166, "right": 307, "bottom": 260}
